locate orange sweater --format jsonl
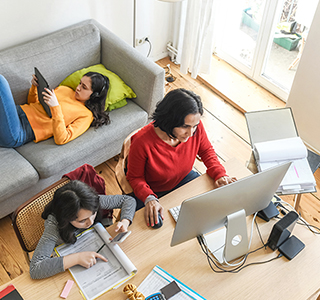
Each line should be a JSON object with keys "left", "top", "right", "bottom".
{"left": 21, "top": 85, "right": 93, "bottom": 145}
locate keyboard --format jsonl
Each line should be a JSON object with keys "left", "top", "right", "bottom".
{"left": 169, "top": 205, "right": 181, "bottom": 222}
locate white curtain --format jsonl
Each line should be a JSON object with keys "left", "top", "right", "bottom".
{"left": 179, "top": 0, "right": 217, "bottom": 78}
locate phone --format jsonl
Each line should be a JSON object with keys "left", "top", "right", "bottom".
{"left": 145, "top": 292, "right": 165, "bottom": 300}
{"left": 110, "top": 231, "right": 131, "bottom": 243}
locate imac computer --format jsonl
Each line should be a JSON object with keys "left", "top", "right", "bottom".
{"left": 170, "top": 162, "right": 291, "bottom": 263}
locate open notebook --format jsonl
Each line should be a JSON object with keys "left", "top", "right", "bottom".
{"left": 54, "top": 223, "right": 137, "bottom": 300}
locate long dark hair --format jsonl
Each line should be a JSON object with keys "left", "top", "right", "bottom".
{"left": 152, "top": 88, "right": 203, "bottom": 138}
{"left": 42, "top": 180, "right": 101, "bottom": 244}
{"left": 84, "top": 72, "right": 110, "bottom": 129}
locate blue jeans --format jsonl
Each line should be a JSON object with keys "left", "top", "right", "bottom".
{"left": 134, "top": 170, "right": 200, "bottom": 211}
{"left": 0, "top": 76, "right": 35, "bottom": 147}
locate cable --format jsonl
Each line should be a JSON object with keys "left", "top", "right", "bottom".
{"left": 145, "top": 37, "right": 152, "bottom": 57}
{"left": 273, "top": 199, "right": 320, "bottom": 234}
{"left": 255, "top": 218, "right": 268, "bottom": 248}
{"left": 197, "top": 235, "right": 281, "bottom": 273}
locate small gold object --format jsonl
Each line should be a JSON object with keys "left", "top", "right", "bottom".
{"left": 123, "top": 284, "right": 145, "bottom": 300}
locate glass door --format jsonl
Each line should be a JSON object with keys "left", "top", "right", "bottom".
{"left": 214, "top": 0, "right": 319, "bottom": 101}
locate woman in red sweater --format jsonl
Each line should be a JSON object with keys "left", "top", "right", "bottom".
{"left": 126, "top": 88, "right": 236, "bottom": 228}
{"left": 0, "top": 72, "right": 109, "bottom": 147}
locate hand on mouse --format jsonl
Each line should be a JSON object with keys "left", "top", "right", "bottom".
{"left": 145, "top": 198, "right": 164, "bottom": 227}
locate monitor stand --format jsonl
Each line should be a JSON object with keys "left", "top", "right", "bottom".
{"left": 204, "top": 209, "right": 249, "bottom": 264}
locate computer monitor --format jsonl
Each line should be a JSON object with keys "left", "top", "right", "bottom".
{"left": 170, "top": 162, "right": 291, "bottom": 263}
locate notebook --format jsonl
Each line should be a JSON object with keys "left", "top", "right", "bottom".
{"left": 34, "top": 67, "right": 52, "bottom": 118}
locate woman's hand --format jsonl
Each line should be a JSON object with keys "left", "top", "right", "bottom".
{"left": 145, "top": 200, "right": 163, "bottom": 227}
{"left": 64, "top": 251, "right": 108, "bottom": 270}
{"left": 31, "top": 74, "right": 39, "bottom": 86}
{"left": 42, "top": 88, "right": 59, "bottom": 107}
{"left": 114, "top": 219, "right": 130, "bottom": 233}
{"left": 214, "top": 176, "right": 237, "bottom": 188}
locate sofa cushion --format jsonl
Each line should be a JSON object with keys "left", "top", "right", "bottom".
{"left": 59, "top": 64, "right": 136, "bottom": 111}
{"left": 0, "top": 148, "right": 39, "bottom": 200}
{"left": 15, "top": 101, "right": 148, "bottom": 179}
{"left": 0, "top": 22, "right": 101, "bottom": 106}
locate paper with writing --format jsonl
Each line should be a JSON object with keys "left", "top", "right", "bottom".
{"left": 55, "top": 223, "right": 136, "bottom": 300}
{"left": 138, "top": 265, "right": 206, "bottom": 300}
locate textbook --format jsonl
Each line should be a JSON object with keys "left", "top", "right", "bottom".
{"left": 138, "top": 265, "right": 206, "bottom": 300}
{"left": 54, "top": 223, "right": 137, "bottom": 300}
{"left": 245, "top": 108, "right": 316, "bottom": 194}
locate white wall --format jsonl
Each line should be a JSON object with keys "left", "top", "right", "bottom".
{"left": 0, "top": 0, "right": 172, "bottom": 62}
{"left": 286, "top": 2, "right": 320, "bottom": 154}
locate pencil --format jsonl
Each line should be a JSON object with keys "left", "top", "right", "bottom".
{"left": 96, "top": 243, "right": 106, "bottom": 253}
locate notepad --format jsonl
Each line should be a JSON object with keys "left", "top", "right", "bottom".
{"left": 54, "top": 223, "right": 137, "bottom": 300}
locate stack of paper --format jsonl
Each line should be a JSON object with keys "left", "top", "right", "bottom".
{"left": 253, "top": 137, "right": 316, "bottom": 193}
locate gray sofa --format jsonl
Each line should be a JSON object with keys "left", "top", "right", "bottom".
{"left": 0, "top": 19, "right": 164, "bottom": 219}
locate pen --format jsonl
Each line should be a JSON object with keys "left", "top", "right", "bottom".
{"left": 96, "top": 243, "right": 106, "bottom": 253}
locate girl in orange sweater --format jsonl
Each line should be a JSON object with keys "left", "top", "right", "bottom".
{"left": 0, "top": 72, "right": 109, "bottom": 147}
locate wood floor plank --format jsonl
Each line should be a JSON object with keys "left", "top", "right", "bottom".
{"left": 311, "top": 168, "right": 320, "bottom": 200}
{"left": 281, "top": 193, "right": 320, "bottom": 229}
{"left": 199, "top": 55, "right": 286, "bottom": 113}
{"left": 156, "top": 57, "right": 201, "bottom": 91}
{"left": 202, "top": 110, "right": 252, "bottom": 165}
{"left": 158, "top": 57, "right": 251, "bottom": 144}
{"left": 194, "top": 83, "right": 251, "bottom": 144}
{"left": 0, "top": 217, "right": 27, "bottom": 284}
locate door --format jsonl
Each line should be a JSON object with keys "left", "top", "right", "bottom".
{"left": 214, "top": 0, "right": 318, "bottom": 101}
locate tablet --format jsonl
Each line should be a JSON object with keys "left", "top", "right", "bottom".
{"left": 34, "top": 67, "right": 52, "bottom": 118}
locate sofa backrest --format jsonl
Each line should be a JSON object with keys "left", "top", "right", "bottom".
{"left": 0, "top": 22, "right": 101, "bottom": 105}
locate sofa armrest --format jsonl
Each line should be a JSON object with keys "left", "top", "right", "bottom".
{"left": 90, "top": 19, "right": 165, "bottom": 117}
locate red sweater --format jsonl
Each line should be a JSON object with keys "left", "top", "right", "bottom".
{"left": 126, "top": 121, "right": 227, "bottom": 202}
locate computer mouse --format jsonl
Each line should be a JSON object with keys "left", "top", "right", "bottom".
{"left": 151, "top": 213, "right": 163, "bottom": 229}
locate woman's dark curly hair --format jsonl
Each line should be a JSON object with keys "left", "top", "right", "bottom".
{"left": 84, "top": 72, "right": 110, "bottom": 129}
{"left": 152, "top": 88, "right": 203, "bottom": 138}
{"left": 42, "top": 180, "right": 101, "bottom": 244}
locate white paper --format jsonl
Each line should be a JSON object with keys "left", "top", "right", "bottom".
{"left": 253, "top": 137, "right": 316, "bottom": 193}
{"left": 138, "top": 265, "right": 206, "bottom": 300}
{"left": 55, "top": 223, "right": 136, "bottom": 300}
{"left": 254, "top": 137, "right": 307, "bottom": 163}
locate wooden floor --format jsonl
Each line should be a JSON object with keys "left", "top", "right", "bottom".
{"left": 1, "top": 56, "right": 320, "bottom": 288}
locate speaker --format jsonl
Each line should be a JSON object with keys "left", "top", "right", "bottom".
{"left": 267, "top": 211, "right": 299, "bottom": 250}
{"left": 257, "top": 201, "right": 279, "bottom": 221}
